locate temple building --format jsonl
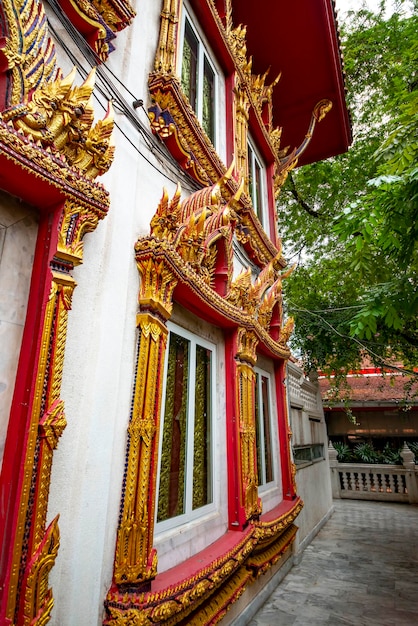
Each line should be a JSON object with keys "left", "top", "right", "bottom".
{"left": 0, "top": 1, "right": 351, "bottom": 624}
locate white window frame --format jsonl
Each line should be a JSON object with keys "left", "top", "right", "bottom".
{"left": 178, "top": 4, "right": 220, "bottom": 148}
{"left": 155, "top": 321, "right": 218, "bottom": 533}
{"left": 254, "top": 366, "right": 278, "bottom": 493}
{"left": 247, "top": 137, "right": 269, "bottom": 235}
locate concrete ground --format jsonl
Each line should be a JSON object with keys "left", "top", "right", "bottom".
{"left": 248, "top": 499, "right": 418, "bottom": 626}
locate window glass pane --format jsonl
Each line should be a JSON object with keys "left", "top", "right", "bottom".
{"left": 192, "top": 345, "right": 212, "bottom": 509}
{"left": 254, "top": 160, "right": 262, "bottom": 221}
{"left": 255, "top": 372, "right": 274, "bottom": 486}
{"left": 255, "top": 373, "right": 263, "bottom": 484}
{"left": 247, "top": 141, "right": 265, "bottom": 225}
{"left": 182, "top": 20, "right": 199, "bottom": 111}
{"left": 248, "top": 145, "right": 254, "bottom": 203}
{"left": 261, "top": 375, "right": 274, "bottom": 483}
{"left": 157, "top": 333, "right": 189, "bottom": 522}
{"left": 202, "top": 58, "right": 215, "bottom": 142}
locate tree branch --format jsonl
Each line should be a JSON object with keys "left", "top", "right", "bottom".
{"left": 288, "top": 172, "right": 322, "bottom": 217}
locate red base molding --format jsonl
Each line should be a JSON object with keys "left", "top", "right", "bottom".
{"left": 104, "top": 498, "right": 302, "bottom": 625}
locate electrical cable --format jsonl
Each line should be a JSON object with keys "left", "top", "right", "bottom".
{"left": 45, "top": 0, "right": 202, "bottom": 193}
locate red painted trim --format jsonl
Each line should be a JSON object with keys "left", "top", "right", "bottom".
{"left": 266, "top": 161, "right": 278, "bottom": 247}
{"left": 259, "top": 497, "right": 301, "bottom": 524}
{"left": 0, "top": 205, "right": 62, "bottom": 617}
{"left": 225, "top": 73, "right": 236, "bottom": 168}
{"left": 152, "top": 524, "right": 254, "bottom": 592}
{"left": 188, "top": 0, "right": 235, "bottom": 74}
{"left": 224, "top": 331, "right": 242, "bottom": 530}
{"left": 57, "top": 0, "right": 112, "bottom": 61}
{"left": 248, "top": 108, "right": 275, "bottom": 167}
{"left": 275, "top": 361, "right": 295, "bottom": 500}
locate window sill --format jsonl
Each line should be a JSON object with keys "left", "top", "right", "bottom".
{"left": 105, "top": 498, "right": 302, "bottom": 624}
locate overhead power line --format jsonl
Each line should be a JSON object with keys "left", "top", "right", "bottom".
{"left": 45, "top": 0, "right": 202, "bottom": 193}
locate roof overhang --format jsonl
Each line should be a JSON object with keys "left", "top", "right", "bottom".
{"left": 231, "top": 0, "right": 352, "bottom": 166}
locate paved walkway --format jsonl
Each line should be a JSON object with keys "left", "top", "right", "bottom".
{"left": 249, "top": 499, "right": 418, "bottom": 626}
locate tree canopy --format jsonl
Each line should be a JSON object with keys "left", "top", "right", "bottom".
{"left": 278, "top": 0, "right": 418, "bottom": 380}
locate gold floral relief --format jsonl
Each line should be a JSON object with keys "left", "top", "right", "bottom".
{"left": 115, "top": 314, "right": 168, "bottom": 584}
{"left": 154, "top": 0, "right": 180, "bottom": 73}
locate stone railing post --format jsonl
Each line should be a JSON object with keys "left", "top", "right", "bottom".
{"left": 328, "top": 441, "right": 341, "bottom": 499}
{"left": 401, "top": 442, "right": 418, "bottom": 504}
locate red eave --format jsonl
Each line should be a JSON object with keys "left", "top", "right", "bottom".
{"left": 232, "top": 0, "right": 352, "bottom": 166}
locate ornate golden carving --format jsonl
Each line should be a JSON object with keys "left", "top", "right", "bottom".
{"left": 65, "top": 0, "right": 110, "bottom": 59}
{"left": 145, "top": 177, "right": 237, "bottom": 292}
{"left": 258, "top": 278, "right": 282, "bottom": 331}
{"left": 21, "top": 516, "right": 60, "bottom": 626}
{"left": 38, "top": 400, "right": 67, "bottom": 451}
{"left": 0, "top": 118, "right": 110, "bottom": 210}
{"left": 154, "top": 0, "right": 180, "bottom": 73}
{"left": 106, "top": 528, "right": 258, "bottom": 625}
{"left": 135, "top": 177, "right": 291, "bottom": 358}
{"left": 235, "top": 328, "right": 261, "bottom": 521}
{"left": 274, "top": 99, "right": 333, "bottom": 196}
{"left": 2, "top": 68, "right": 115, "bottom": 178}
{"left": 226, "top": 24, "right": 251, "bottom": 77}
{"left": 115, "top": 312, "right": 168, "bottom": 584}
{"left": 90, "top": 0, "right": 136, "bottom": 32}
{"left": 56, "top": 0, "right": 135, "bottom": 60}
{"left": 58, "top": 198, "right": 108, "bottom": 265}
{"left": 234, "top": 77, "right": 250, "bottom": 185}
{"left": 1, "top": 0, "right": 60, "bottom": 105}
{"left": 247, "top": 524, "right": 298, "bottom": 576}
{"left": 149, "top": 74, "right": 221, "bottom": 186}
{"left": 6, "top": 276, "right": 75, "bottom": 619}
{"left": 106, "top": 497, "right": 303, "bottom": 625}
{"left": 250, "top": 70, "right": 281, "bottom": 132}
{"left": 236, "top": 328, "right": 259, "bottom": 365}
{"left": 279, "top": 317, "right": 295, "bottom": 346}
{"left": 254, "top": 500, "right": 303, "bottom": 543}
{"left": 148, "top": 73, "right": 281, "bottom": 269}
{"left": 135, "top": 256, "right": 178, "bottom": 320}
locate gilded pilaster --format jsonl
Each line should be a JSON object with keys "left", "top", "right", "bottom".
{"left": 7, "top": 273, "right": 74, "bottom": 624}
{"left": 234, "top": 80, "right": 250, "bottom": 187}
{"left": 235, "top": 328, "right": 261, "bottom": 522}
{"left": 32, "top": 277, "right": 74, "bottom": 550}
{"left": 115, "top": 314, "right": 168, "bottom": 584}
{"left": 155, "top": 0, "right": 180, "bottom": 73}
{"left": 114, "top": 257, "right": 177, "bottom": 584}
{"left": 21, "top": 516, "right": 60, "bottom": 626}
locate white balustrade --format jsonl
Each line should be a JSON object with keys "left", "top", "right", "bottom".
{"left": 328, "top": 442, "right": 418, "bottom": 504}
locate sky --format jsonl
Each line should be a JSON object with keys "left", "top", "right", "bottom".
{"left": 335, "top": 0, "right": 382, "bottom": 17}
{"left": 335, "top": 0, "right": 412, "bottom": 18}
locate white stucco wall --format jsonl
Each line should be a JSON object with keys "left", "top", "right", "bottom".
{"left": 286, "top": 362, "right": 333, "bottom": 554}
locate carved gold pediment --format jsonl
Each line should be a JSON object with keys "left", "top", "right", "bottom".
{"left": 135, "top": 172, "right": 293, "bottom": 357}
{"left": 2, "top": 67, "right": 115, "bottom": 179}
{"left": 151, "top": 0, "right": 334, "bottom": 204}
{"left": 56, "top": 0, "right": 135, "bottom": 61}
